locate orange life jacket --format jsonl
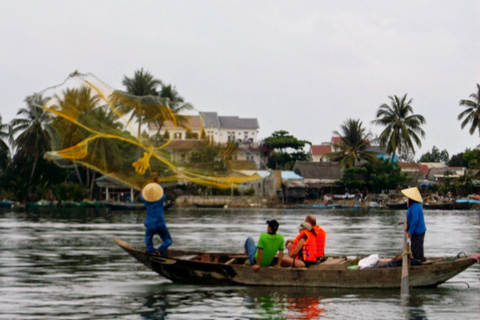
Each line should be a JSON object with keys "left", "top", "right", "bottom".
{"left": 291, "top": 230, "right": 317, "bottom": 262}
{"left": 312, "top": 225, "right": 326, "bottom": 257}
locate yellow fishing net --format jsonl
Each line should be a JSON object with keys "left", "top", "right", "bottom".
{"left": 33, "top": 72, "right": 258, "bottom": 190}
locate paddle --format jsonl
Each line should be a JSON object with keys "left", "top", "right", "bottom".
{"left": 401, "top": 220, "right": 409, "bottom": 296}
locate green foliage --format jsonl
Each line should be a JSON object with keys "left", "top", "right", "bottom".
{"left": 371, "top": 94, "right": 426, "bottom": 158}
{"left": 10, "top": 177, "right": 29, "bottom": 203}
{"left": 263, "top": 130, "right": 310, "bottom": 150}
{"left": 337, "top": 166, "right": 367, "bottom": 190}
{"left": 264, "top": 130, "right": 310, "bottom": 170}
{"left": 448, "top": 152, "right": 467, "bottom": 167}
{"left": 0, "top": 115, "right": 10, "bottom": 171}
{"left": 267, "top": 151, "right": 296, "bottom": 170}
{"left": 458, "top": 83, "right": 480, "bottom": 136}
{"left": 54, "top": 182, "right": 88, "bottom": 202}
{"left": 419, "top": 146, "right": 449, "bottom": 163}
{"left": 245, "top": 188, "right": 255, "bottom": 196}
{"left": 365, "top": 160, "right": 408, "bottom": 193}
{"left": 458, "top": 170, "right": 474, "bottom": 195}
{"left": 328, "top": 119, "right": 377, "bottom": 168}
{"left": 338, "top": 160, "right": 408, "bottom": 193}
{"left": 233, "top": 188, "right": 240, "bottom": 196}
{"left": 462, "top": 148, "right": 480, "bottom": 169}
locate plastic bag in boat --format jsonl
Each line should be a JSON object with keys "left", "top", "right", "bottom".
{"left": 358, "top": 254, "right": 380, "bottom": 269}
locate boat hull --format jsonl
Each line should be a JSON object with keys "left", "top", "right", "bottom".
{"left": 114, "top": 238, "right": 476, "bottom": 289}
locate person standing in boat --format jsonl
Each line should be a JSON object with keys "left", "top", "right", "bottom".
{"left": 141, "top": 182, "right": 172, "bottom": 256}
{"left": 401, "top": 187, "right": 427, "bottom": 263}
{"left": 244, "top": 220, "right": 285, "bottom": 271}
{"left": 281, "top": 222, "right": 318, "bottom": 268}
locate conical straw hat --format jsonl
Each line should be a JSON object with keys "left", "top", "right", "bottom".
{"left": 401, "top": 187, "right": 423, "bottom": 203}
{"left": 141, "top": 183, "right": 164, "bottom": 202}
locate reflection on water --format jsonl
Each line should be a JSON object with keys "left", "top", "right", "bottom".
{"left": 0, "top": 207, "right": 479, "bottom": 319}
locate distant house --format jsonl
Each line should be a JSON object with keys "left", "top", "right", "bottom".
{"left": 427, "top": 166, "right": 466, "bottom": 184}
{"left": 309, "top": 144, "right": 333, "bottom": 162}
{"left": 279, "top": 170, "right": 306, "bottom": 203}
{"left": 293, "top": 161, "right": 343, "bottom": 198}
{"left": 162, "top": 139, "right": 205, "bottom": 163}
{"left": 200, "top": 112, "right": 259, "bottom": 145}
{"left": 398, "top": 162, "right": 423, "bottom": 184}
{"left": 310, "top": 136, "right": 396, "bottom": 163}
{"left": 146, "top": 111, "right": 264, "bottom": 169}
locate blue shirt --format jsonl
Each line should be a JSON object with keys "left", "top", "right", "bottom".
{"left": 141, "top": 193, "right": 166, "bottom": 226}
{"left": 407, "top": 201, "right": 426, "bottom": 235}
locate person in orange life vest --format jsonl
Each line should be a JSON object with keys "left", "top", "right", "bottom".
{"left": 304, "top": 215, "right": 326, "bottom": 259}
{"left": 281, "top": 222, "right": 318, "bottom": 267}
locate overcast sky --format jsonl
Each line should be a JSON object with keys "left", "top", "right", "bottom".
{"left": 1, "top": 1, "right": 479, "bottom": 159}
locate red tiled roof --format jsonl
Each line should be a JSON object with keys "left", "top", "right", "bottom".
{"left": 311, "top": 145, "right": 332, "bottom": 156}
{"left": 331, "top": 136, "right": 341, "bottom": 145}
{"left": 418, "top": 164, "right": 429, "bottom": 176}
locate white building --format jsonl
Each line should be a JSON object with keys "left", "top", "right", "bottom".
{"left": 146, "top": 112, "right": 264, "bottom": 169}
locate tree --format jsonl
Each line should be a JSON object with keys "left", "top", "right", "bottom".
{"left": 159, "top": 84, "right": 193, "bottom": 114}
{"left": 10, "top": 95, "right": 55, "bottom": 182}
{"left": 462, "top": 148, "right": 480, "bottom": 169}
{"left": 263, "top": 130, "right": 310, "bottom": 170}
{"left": 337, "top": 166, "right": 367, "bottom": 191}
{"left": 371, "top": 94, "right": 426, "bottom": 159}
{"left": 152, "top": 83, "right": 193, "bottom": 136}
{"left": 50, "top": 86, "right": 102, "bottom": 190}
{"left": 117, "top": 68, "right": 163, "bottom": 140}
{"left": 328, "top": 119, "right": 377, "bottom": 168}
{"left": 0, "top": 115, "right": 10, "bottom": 171}
{"left": 458, "top": 170, "right": 474, "bottom": 196}
{"left": 365, "top": 159, "right": 408, "bottom": 193}
{"left": 448, "top": 152, "right": 467, "bottom": 167}
{"left": 418, "top": 146, "right": 449, "bottom": 163}
{"left": 458, "top": 83, "right": 480, "bottom": 136}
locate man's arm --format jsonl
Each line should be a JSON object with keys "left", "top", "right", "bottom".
{"left": 289, "top": 237, "right": 306, "bottom": 257}
{"left": 275, "top": 249, "right": 284, "bottom": 267}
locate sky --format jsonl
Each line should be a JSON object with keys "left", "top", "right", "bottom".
{"left": 0, "top": 1, "right": 479, "bottom": 159}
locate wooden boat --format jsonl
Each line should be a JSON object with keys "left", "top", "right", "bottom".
{"left": 386, "top": 202, "right": 407, "bottom": 210}
{"left": 114, "top": 238, "right": 477, "bottom": 289}
{"left": 193, "top": 203, "right": 226, "bottom": 208}
{"left": 453, "top": 201, "right": 471, "bottom": 210}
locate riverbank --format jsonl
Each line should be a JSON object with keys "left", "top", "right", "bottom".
{"left": 174, "top": 195, "right": 368, "bottom": 209}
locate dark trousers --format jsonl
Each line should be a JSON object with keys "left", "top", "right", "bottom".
{"left": 411, "top": 232, "right": 426, "bottom": 262}
{"left": 145, "top": 223, "right": 172, "bottom": 254}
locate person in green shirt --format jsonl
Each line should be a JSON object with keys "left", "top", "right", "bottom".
{"left": 243, "top": 220, "right": 285, "bottom": 271}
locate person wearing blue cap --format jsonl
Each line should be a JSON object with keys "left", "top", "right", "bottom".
{"left": 243, "top": 220, "right": 285, "bottom": 271}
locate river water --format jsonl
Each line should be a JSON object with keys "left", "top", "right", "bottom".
{"left": 0, "top": 207, "right": 479, "bottom": 319}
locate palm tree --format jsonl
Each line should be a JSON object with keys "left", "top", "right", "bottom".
{"left": 151, "top": 84, "right": 193, "bottom": 137}
{"left": 328, "top": 119, "right": 377, "bottom": 168}
{"left": 371, "top": 94, "right": 426, "bottom": 159}
{"left": 0, "top": 115, "right": 11, "bottom": 171}
{"left": 458, "top": 83, "right": 480, "bottom": 136}
{"left": 50, "top": 86, "right": 103, "bottom": 188}
{"left": 10, "top": 95, "right": 55, "bottom": 181}
{"left": 115, "top": 68, "right": 162, "bottom": 140}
